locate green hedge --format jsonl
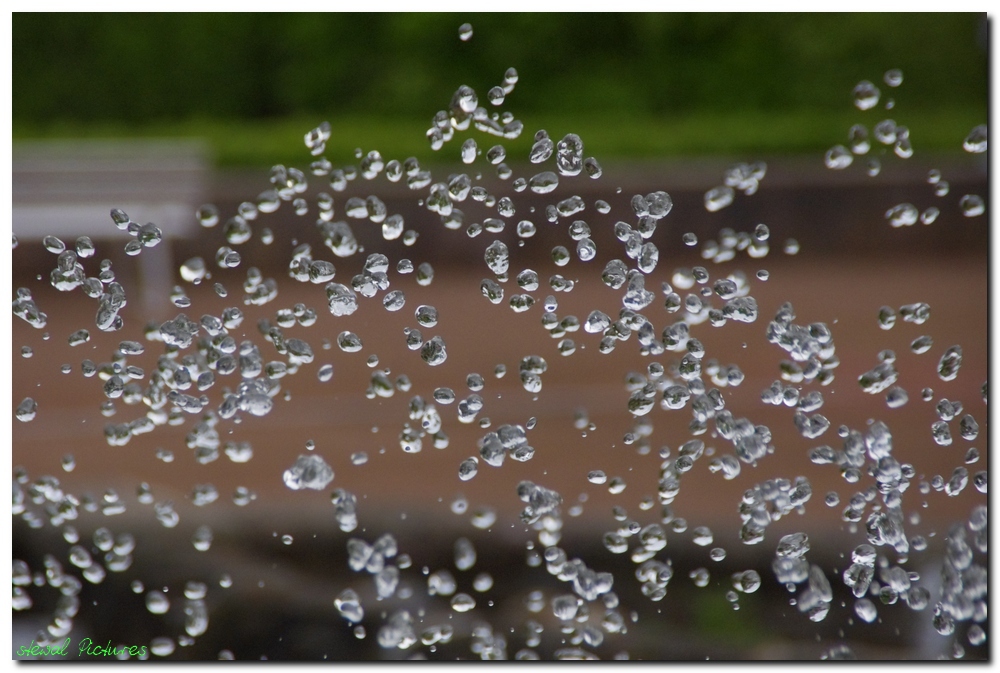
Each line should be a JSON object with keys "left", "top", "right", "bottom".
{"left": 14, "top": 13, "right": 987, "bottom": 124}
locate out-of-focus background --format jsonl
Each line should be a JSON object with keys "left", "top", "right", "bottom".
{"left": 12, "top": 13, "right": 989, "bottom": 661}
{"left": 13, "top": 13, "right": 989, "bottom": 164}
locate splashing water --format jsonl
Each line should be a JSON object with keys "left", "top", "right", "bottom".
{"left": 11, "top": 20, "right": 987, "bottom": 663}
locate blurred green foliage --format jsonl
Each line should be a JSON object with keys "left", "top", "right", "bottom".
{"left": 13, "top": 13, "right": 987, "bottom": 163}
{"left": 691, "top": 588, "right": 766, "bottom": 647}
{"left": 18, "top": 108, "right": 986, "bottom": 169}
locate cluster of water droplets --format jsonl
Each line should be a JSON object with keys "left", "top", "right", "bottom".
{"left": 703, "top": 161, "right": 766, "bottom": 212}
{"left": 12, "top": 21, "right": 988, "bottom": 661}
{"left": 826, "top": 71, "right": 986, "bottom": 227}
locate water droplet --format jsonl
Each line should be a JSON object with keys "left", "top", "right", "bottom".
{"left": 487, "top": 86, "right": 505, "bottom": 106}
{"left": 149, "top": 637, "right": 175, "bottom": 657}
{"left": 825, "top": 145, "right": 853, "bottom": 170}
{"left": 191, "top": 525, "right": 213, "bottom": 551}
{"left": 517, "top": 220, "right": 537, "bottom": 238}
{"left": 586, "top": 470, "right": 607, "bottom": 485}
{"left": 528, "top": 171, "right": 559, "bottom": 194}
{"left": 335, "top": 588, "right": 364, "bottom": 623}
{"left": 920, "top": 207, "right": 939, "bottom": 225}
{"left": 556, "top": 134, "right": 584, "bottom": 176}
{"left": 382, "top": 290, "right": 406, "bottom": 312}
{"left": 461, "top": 138, "right": 477, "bottom": 165}
{"left": 854, "top": 598, "right": 878, "bottom": 623}
{"left": 937, "top": 345, "right": 963, "bottom": 381}
{"left": 959, "top": 195, "right": 985, "bottom": 217}
{"left": 886, "top": 386, "right": 908, "bottom": 408}
{"left": 885, "top": 203, "right": 918, "bottom": 227}
{"left": 530, "top": 135, "right": 554, "bottom": 164}
{"left": 853, "top": 80, "right": 881, "bottom": 110}
{"left": 874, "top": 119, "right": 897, "bottom": 145}
{"left": 963, "top": 124, "right": 987, "bottom": 153}
{"left": 732, "top": 569, "right": 761, "bottom": 593}
{"left": 486, "top": 145, "right": 507, "bottom": 165}
{"left": 848, "top": 124, "right": 870, "bottom": 154}
{"left": 450, "top": 593, "right": 476, "bottom": 612}
{"left": 283, "top": 454, "right": 334, "bottom": 490}
{"left": 67, "top": 328, "right": 91, "bottom": 346}
{"left": 692, "top": 526, "right": 714, "bottom": 546}
{"left": 968, "top": 624, "right": 987, "bottom": 646}
{"left": 42, "top": 235, "right": 66, "bottom": 254}
{"left": 15, "top": 397, "right": 37, "bottom": 422}
{"left": 470, "top": 507, "right": 497, "bottom": 529}
{"left": 337, "top": 331, "right": 363, "bottom": 353}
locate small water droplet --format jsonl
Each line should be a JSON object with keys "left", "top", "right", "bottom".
{"left": 883, "top": 69, "right": 903, "bottom": 87}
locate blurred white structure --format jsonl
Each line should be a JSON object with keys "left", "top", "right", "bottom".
{"left": 12, "top": 139, "right": 209, "bottom": 314}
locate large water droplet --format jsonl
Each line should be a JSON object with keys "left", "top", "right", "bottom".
{"left": 959, "top": 195, "right": 985, "bottom": 217}
{"left": 282, "top": 454, "right": 334, "bottom": 490}
{"left": 963, "top": 124, "right": 987, "bottom": 153}
{"left": 853, "top": 80, "right": 881, "bottom": 110}
{"left": 15, "top": 397, "right": 37, "bottom": 422}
